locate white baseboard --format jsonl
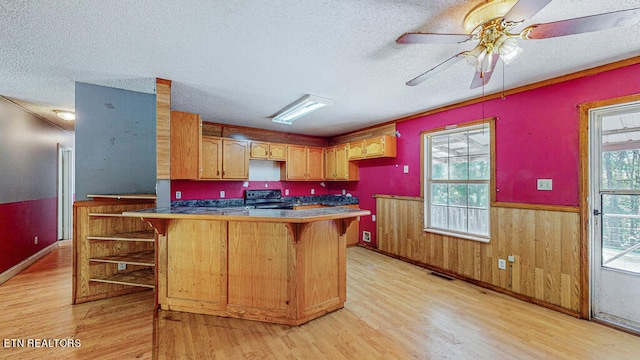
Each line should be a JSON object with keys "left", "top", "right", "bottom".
{"left": 0, "top": 241, "right": 59, "bottom": 285}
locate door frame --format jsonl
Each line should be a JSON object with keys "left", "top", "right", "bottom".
{"left": 579, "top": 93, "right": 640, "bottom": 320}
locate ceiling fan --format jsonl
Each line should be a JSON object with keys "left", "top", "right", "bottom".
{"left": 397, "top": 0, "right": 640, "bottom": 89}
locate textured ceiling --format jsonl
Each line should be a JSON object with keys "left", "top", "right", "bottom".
{"left": 1, "top": 0, "right": 639, "bottom": 136}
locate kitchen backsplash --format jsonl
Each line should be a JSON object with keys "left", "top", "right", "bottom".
{"left": 172, "top": 194, "right": 358, "bottom": 208}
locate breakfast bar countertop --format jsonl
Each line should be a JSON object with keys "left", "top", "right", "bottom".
{"left": 122, "top": 206, "right": 370, "bottom": 223}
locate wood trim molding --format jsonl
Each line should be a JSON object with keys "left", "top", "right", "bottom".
{"left": 372, "top": 194, "right": 422, "bottom": 201}
{"left": 491, "top": 201, "right": 580, "bottom": 213}
{"left": 372, "top": 197, "right": 579, "bottom": 212}
{"left": 156, "top": 78, "right": 172, "bottom": 180}
{"left": 0, "top": 241, "right": 59, "bottom": 285}
{"left": 364, "top": 56, "right": 640, "bottom": 129}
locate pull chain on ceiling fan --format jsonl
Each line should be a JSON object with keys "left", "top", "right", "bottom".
{"left": 397, "top": 0, "right": 640, "bottom": 89}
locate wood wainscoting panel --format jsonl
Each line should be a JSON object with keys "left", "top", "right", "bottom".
{"left": 376, "top": 197, "right": 582, "bottom": 314}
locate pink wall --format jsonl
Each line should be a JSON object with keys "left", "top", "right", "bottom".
{"left": 0, "top": 198, "right": 58, "bottom": 274}
{"left": 171, "top": 180, "right": 332, "bottom": 201}
{"left": 329, "top": 63, "right": 640, "bottom": 247}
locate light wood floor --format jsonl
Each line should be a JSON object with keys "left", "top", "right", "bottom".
{"left": 2, "top": 243, "right": 640, "bottom": 359}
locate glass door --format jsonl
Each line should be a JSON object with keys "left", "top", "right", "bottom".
{"left": 590, "top": 102, "right": 640, "bottom": 332}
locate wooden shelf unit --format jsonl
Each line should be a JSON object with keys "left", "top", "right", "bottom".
{"left": 73, "top": 195, "right": 156, "bottom": 304}
{"left": 89, "top": 268, "right": 155, "bottom": 289}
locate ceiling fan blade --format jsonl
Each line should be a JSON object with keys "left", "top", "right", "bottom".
{"left": 470, "top": 54, "right": 499, "bottom": 89}
{"left": 406, "top": 53, "right": 466, "bottom": 86}
{"left": 525, "top": 7, "right": 640, "bottom": 39}
{"left": 396, "top": 32, "right": 471, "bottom": 44}
{"left": 503, "top": 0, "right": 551, "bottom": 24}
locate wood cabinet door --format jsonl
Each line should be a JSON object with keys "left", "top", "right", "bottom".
{"left": 201, "top": 136, "right": 222, "bottom": 179}
{"left": 269, "top": 143, "right": 286, "bottom": 161}
{"left": 170, "top": 111, "right": 201, "bottom": 179}
{"left": 286, "top": 145, "right": 307, "bottom": 180}
{"left": 306, "top": 147, "right": 325, "bottom": 180}
{"left": 222, "top": 140, "right": 249, "bottom": 179}
{"left": 344, "top": 204, "right": 360, "bottom": 246}
{"left": 364, "top": 135, "right": 396, "bottom": 158}
{"left": 334, "top": 144, "right": 349, "bottom": 180}
{"left": 347, "top": 140, "right": 365, "bottom": 160}
{"left": 250, "top": 142, "right": 269, "bottom": 159}
{"left": 325, "top": 146, "right": 337, "bottom": 180}
{"left": 364, "top": 137, "right": 385, "bottom": 157}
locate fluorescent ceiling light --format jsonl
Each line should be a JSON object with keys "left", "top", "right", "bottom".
{"left": 54, "top": 110, "right": 75, "bottom": 121}
{"left": 272, "top": 94, "right": 332, "bottom": 125}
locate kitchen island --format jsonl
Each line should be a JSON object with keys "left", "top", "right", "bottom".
{"left": 122, "top": 206, "right": 370, "bottom": 325}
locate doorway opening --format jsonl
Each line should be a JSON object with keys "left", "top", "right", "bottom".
{"left": 58, "top": 146, "right": 73, "bottom": 241}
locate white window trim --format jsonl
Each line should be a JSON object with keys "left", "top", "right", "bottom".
{"left": 423, "top": 123, "right": 491, "bottom": 242}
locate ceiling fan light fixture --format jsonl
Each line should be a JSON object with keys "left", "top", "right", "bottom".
{"left": 272, "top": 94, "right": 332, "bottom": 125}
{"left": 496, "top": 35, "right": 522, "bottom": 64}
{"left": 500, "top": 44, "right": 523, "bottom": 64}
{"left": 465, "top": 45, "right": 487, "bottom": 68}
{"left": 480, "top": 52, "right": 495, "bottom": 73}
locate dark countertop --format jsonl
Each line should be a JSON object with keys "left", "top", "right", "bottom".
{"left": 122, "top": 206, "right": 370, "bottom": 223}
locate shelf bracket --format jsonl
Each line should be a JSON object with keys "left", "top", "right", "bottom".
{"left": 143, "top": 218, "right": 167, "bottom": 236}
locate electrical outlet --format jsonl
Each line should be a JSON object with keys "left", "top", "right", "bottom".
{"left": 311, "top": 189, "right": 315, "bottom": 195}
{"left": 175, "top": 191, "right": 182, "bottom": 199}
{"left": 285, "top": 189, "right": 290, "bottom": 196}
{"left": 34, "top": 236, "right": 38, "bottom": 244}
{"left": 362, "top": 231, "right": 371, "bottom": 243}
{"left": 498, "top": 259, "right": 507, "bottom": 270}
{"left": 342, "top": 189, "right": 346, "bottom": 195}
{"left": 403, "top": 165, "right": 409, "bottom": 174}
{"left": 117, "top": 263, "right": 126, "bottom": 271}
{"left": 220, "top": 190, "right": 225, "bottom": 198}
{"left": 372, "top": 215, "right": 376, "bottom": 222}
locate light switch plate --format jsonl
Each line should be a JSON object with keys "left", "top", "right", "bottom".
{"left": 403, "top": 165, "right": 409, "bottom": 174}
{"left": 537, "top": 179, "right": 553, "bottom": 191}
{"left": 175, "top": 191, "right": 182, "bottom": 199}
{"left": 498, "top": 259, "right": 506, "bottom": 270}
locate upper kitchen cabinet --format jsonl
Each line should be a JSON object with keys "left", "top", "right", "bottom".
{"left": 201, "top": 138, "right": 248, "bottom": 180}
{"left": 222, "top": 139, "right": 249, "bottom": 179}
{"left": 326, "top": 144, "right": 358, "bottom": 181}
{"left": 171, "top": 111, "right": 201, "bottom": 180}
{"left": 284, "top": 145, "right": 325, "bottom": 181}
{"left": 348, "top": 135, "right": 397, "bottom": 160}
{"left": 171, "top": 111, "right": 249, "bottom": 180}
{"left": 250, "top": 141, "right": 286, "bottom": 161}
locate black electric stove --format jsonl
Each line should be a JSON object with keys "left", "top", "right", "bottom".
{"left": 244, "top": 189, "right": 294, "bottom": 209}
